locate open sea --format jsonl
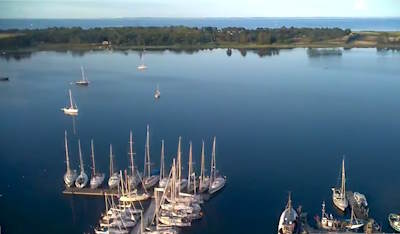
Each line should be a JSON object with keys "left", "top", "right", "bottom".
{"left": 1, "top": 47, "right": 400, "bottom": 233}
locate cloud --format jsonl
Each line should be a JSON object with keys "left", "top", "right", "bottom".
{"left": 354, "top": 0, "right": 367, "bottom": 11}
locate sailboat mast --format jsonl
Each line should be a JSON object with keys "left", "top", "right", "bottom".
{"left": 172, "top": 158, "right": 176, "bottom": 202}
{"left": 210, "top": 137, "right": 216, "bottom": 183}
{"left": 109, "top": 144, "right": 114, "bottom": 176}
{"left": 341, "top": 157, "right": 346, "bottom": 198}
{"left": 145, "top": 125, "right": 151, "bottom": 177}
{"left": 177, "top": 136, "right": 182, "bottom": 182}
{"left": 81, "top": 66, "right": 85, "bottom": 81}
{"left": 91, "top": 139, "right": 96, "bottom": 176}
{"left": 200, "top": 140, "right": 205, "bottom": 186}
{"left": 129, "top": 130, "right": 135, "bottom": 176}
{"left": 68, "top": 89, "right": 73, "bottom": 108}
{"left": 78, "top": 139, "right": 84, "bottom": 174}
{"left": 64, "top": 131, "right": 71, "bottom": 173}
{"left": 160, "top": 140, "right": 165, "bottom": 179}
{"left": 188, "top": 141, "right": 193, "bottom": 191}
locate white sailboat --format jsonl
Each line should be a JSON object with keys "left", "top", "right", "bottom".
{"left": 159, "top": 140, "right": 168, "bottom": 188}
{"left": 137, "top": 51, "right": 147, "bottom": 70}
{"left": 63, "top": 130, "right": 77, "bottom": 187}
{"left": 127, "top": 131, "right": 140, "bottom": 189}
{"left": 75, "top": 66, "right": 90, "bottom": 86}
{"left": 90, "top": 139, "right": 105, "bottom": 189}
{"left": 345, "top": 208, "right": 365, "bottom": 230}
{"left": 61, "top": 89, "right": 78, "bottom": 115}
{"left": 187, "top": 141, "right": 196, "bottom": 193}
{"left": 331, "top": 157, "right": 348, "bottom": 212}
{"left": 208, "top": 137, "right": 226, "bottom": 194}
{"left": 142, "top": 125, "right": 159, "bottom": 189}
{"left": 154, "top": 84, "right": 161, "bottom": 99}
{"left": 75, "top": 140, "right": 89, "bottom": 188}
{"left": 198, "top": 140, "right": 209, "bottom": 193}
{"left": 108, "top": 144, "right": 120, "bottom": 189}
{"left": 277, "top": 193, "right": 298, "bottom": 234}
{"left": 119, "top": 170, "right": 150, "bottom": 203}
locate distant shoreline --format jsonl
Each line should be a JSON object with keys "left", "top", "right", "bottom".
{"left": 0, "top": 27, "right": 399, "bottom": 52}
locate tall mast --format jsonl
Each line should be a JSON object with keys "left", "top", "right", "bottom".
{"left": 200, "top": 140, "right": 205, "bottom": 189}
{"left": 81, "top": 66, "right": 85, "bottom": 81}
{"left": 160, "top": 140, "right": 165, "bottom": 179}
{"left": 68, "top": 89, "right": 73, "bottom": 108}
{"left": 341, "top": 157, "right": 346, "bottom": 198}
{"left": 187, "top": 141, "right": 193, "bottom": 192}
{"left": 171, "top": 158, "right": 176, "bottom": 202}
{"left": 177, "top": 136, "right": 182, "bottom": 182}
{"left": 64, "top": 130, "right": 71, "bottom": 173}
{"left": 109, "top": 144, "right": 114, "bottom": 176}
{"left": 144, "top": 125, "right": 151, "bottom": 178}
{"left": 129, "top": 130, "right": 135, "bottom": 176}
{"left": 210, "top": 136, "right": 216, "bottom": 183}
{"left": 287, "top": 192, "right": 292, "bottom": 217}
{"left": 78, "top": 139, "right": 84, "bottom": 174}
{"left": 91, "top": 139, "right": 96, "bottom": 176}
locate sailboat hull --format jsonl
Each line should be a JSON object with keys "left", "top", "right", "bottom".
{"left": 90, "top": 173, "right": 105, "bottom": 189}
{"left": 209, "top": 176, "right": 226, "bottom": 194}
{"left": 75, "top": 172, "right": 89, "bottom": 188}
{"left": 108, "top": 173, "right": 120, "bottom": 189}
{"left": 64, "top": 170, "right": 77, "bottom": 187}
{"left": 143, "top": 175, "right": 159, "bottom": 189}
{"left": 332, "top": 188, "right": 348, "bottom": 211}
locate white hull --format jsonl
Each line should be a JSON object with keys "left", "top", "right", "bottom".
{"left": 278, "top": 208, "right": 298, "bottom": 234}
{"left": 158, "top": 216, "right": 191, "bottom": 227}
{"left": 137, "top": 65, "right": 147, "bottom": 70}
{"left": 209, "top": 176, "right": 226, "bottom": 194}
{"left": 75, "top": 172, "right": 88, "bottom": 188}
{"left": 108, "top": 173, "right": 120, "bottom": 189}
{"left": 332, "top": 188, "right": 348, "bottom": 211}
{"left": 159, "top": 178, "right": 169, "bottom": 188}
{"left": 90, "top": 173, "right": 105, "bottom": 189}
{"left": 120, "top": 192, "right": 151, "bottom": 202}
{"left": 62, "top": 108, "right": 78, "bottom": 115}
{"left": 64, "top": 170, "right": 77, "bottom": 187}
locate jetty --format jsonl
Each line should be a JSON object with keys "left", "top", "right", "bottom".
{"left": 62, "top": 187, "right": 119, "bottom": 196}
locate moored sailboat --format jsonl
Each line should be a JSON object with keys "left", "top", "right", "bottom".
{"left": 142, "top": 125, "right": 159, "bottom": 189}
{"left": 127, "top": 131, "right": 140, "bottom": 189}
{"left": 388, "top": 213, "right": 400, "bottom": 232}
{"left": 108, "top": 144, "right": 120, "bottom": 189}
{"left": 137, "top": 51, "right": 147, "bottom": 70}
{"left": 198, "top": 140, "right": 209, "bottom": 193}
{"left": 75, "top": 139, "right": 89, "bottom": 188}
{"left": 63, "top": 130, "right": 77, "bottom": 187}
{"left": 278, "top": 193, "right": 298, "bottom": 234}
{"left": 75, "top": 66, "right": 90, "bottom": 86}
{"left": 159, "top": 140, "right": 168, "bottom": 188}
{"left": 331, "top": 157, "right": 348, "bottom": 212}
{"left": 208, "top": 137, "right": 226, "bottom": 194}
{"left": 61, "top": 89, "right": 78, "bottom": 115}
{"left": 154, "top": 84, "right": 161, "bottom": 99}
{"left": 90, "top": 139, "right": 105, "bottom": 189}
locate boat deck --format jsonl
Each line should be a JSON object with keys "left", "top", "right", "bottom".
{"left": 130, "top": 199, "right": 156, "bottom": 234}
{"left": 346, "top": 191, "right": 369, "bottom": 220}
{"left": 62, "top": 187, "right": 119, "bottom": 196}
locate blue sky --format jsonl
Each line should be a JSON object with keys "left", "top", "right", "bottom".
{"left": 1, "top": 0, "right": 399, "bottom": 18}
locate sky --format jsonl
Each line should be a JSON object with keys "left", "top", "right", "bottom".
{"left": 0, "top": 0, "right": 399, "bottom": 19}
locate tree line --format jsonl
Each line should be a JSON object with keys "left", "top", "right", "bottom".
{"left": 0, "top": 26, "right": 352, "bottom": 49}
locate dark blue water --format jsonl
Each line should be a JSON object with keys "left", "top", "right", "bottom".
{"left": 0, "top": 48, "right": 400, "bottom": 233}
{"left": 1, "top": 17, "right": 400, "bottom": 31}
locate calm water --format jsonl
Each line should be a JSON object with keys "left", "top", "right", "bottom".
{"left": 1, "top": 17, "right": 400, "bottom": 31}
{"left": 1, "top": 48, "right": 400, "bottom": 233}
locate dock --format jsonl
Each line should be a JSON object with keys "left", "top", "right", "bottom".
{"left": 346, "top": 191, "right": 369, "bottom": 220}
{"left": 62, "top": 187, "right": 120, "bottom": 196}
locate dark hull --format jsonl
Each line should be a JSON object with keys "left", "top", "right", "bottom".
{"left": 0, "top": 77, "right": 9, "bottom": 81}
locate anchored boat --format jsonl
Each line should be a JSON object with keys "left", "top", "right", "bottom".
{"left": 208, "top": 137, "right": 226, "bottom": 194}
{"left": 108, "top": 144, "right": 120, "bottom": 189}
{"left": 198, "top": 140, "right": 210, "bottom": 193}
{"left": 61, "top": 89, "right": 78, "bottom": 115}
{"left": 142, "top": 125, "right": 160, "bottom": 189}
{"left": 75, "top": 66, "right": 90, "bottom": 86}
{"left": 278, "top": 193, "right": 298, "bottom": 234}
{"left": 389, "top": 213, "right": 400, "bottom": 232}
{"left": 137, "top": 51, "right": 147, "bottom": 70}
{"left": 332, "top": 157, "right": 348, "bottom": 212}
{"left": 75, "top": 140, "right": 89, "bottom": 188}
{"left": 63, "top": 131, "right": 77, "bottom": 187}
{"left": 154, "top": 84, "right": 161, "bottom": 99}
{"left": 90, "top": 139, "right": 105, "bottom": 189}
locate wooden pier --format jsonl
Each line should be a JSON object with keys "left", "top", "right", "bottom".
{"left": 62, "top": 187, "right": 120, "bottom": 196}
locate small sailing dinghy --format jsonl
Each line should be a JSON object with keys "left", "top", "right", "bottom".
{"left": 278, "top": 193, "right": 298, "bottom": 234}
{"left": 389, "top": 213, "right": 400, "bottom": 232}
{"left": 142, "top": 125, "right": 159, "bottom": 189}
{"left": 154, "top": 84, "right": 160, "bottom": 99}
{"left": 331, "top": 157, "right": 348, "bottom": 211}
{"left": 345, "top": 208, "right": 365, "bottom": 230}
{"left": 137, "top": 51, "right": 147, "bottom": 70}
{"left": 61, "top": 89, "right": 78, "bottom": 115}
{"left": 75, "top": 140, "right": 89, "bottom": 188}
{"left": 75, "top": 66, "right": 90, "bottom": 86}
{"left": 63, "top": 131, "right": 77, "bottom": 187}
{"left": 208, "top": 137, "right": 226, "bottom": 194}
{"left": 90, "top": 139, "right": 105, "bottom": 189}
{"left": 108, "top": 144, "right": 120, "bottom": 189}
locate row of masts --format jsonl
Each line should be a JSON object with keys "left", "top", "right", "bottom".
{"left": 63, "top": 125, "right": 225, "bottom": 196}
